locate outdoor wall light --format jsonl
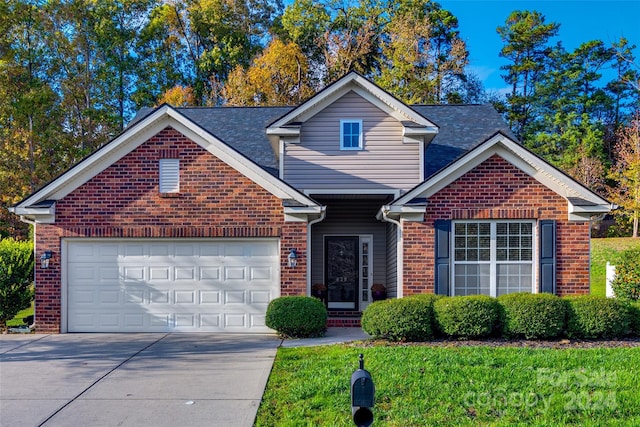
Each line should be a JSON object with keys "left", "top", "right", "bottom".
{"left": 288, "top": 248, "right": 298, "bottom": 268}
{"left": 40, "top": 251, "right": 52, "bottom": 269}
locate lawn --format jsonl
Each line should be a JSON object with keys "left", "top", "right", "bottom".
{"left": 256, "top": 344, "right": 640, "bottom": 426}
{"left": 5, "top": 303, "right": 34, "bottom": 328}
{"left": 591, "top": 237, "right": 640, "bottom": 296}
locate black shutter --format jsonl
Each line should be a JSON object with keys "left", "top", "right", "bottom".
{"left": 539, "top": 220, "right": 556, "bottom": 294}
{"left": 434, "top": 220, "right": 451, "bottom": 296}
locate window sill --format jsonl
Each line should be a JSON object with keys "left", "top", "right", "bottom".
{"left": 159, "top": 192, "right": 181, "bottom": 198}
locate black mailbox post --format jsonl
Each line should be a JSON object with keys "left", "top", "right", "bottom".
{"left": 351, "top": 354, "right": 375, "bottom": 426}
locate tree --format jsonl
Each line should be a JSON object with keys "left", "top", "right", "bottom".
{"left": 223, "top": 39, "right": 314, "bottom": 106}
{"left": 322, "top": 0, "right": 381, "bottom": 81}
{"left": 497, "top": 10, "right": 559, "bottom": 141}
{"left": 157, "top": 85, "right": 197, "bottom": 107}
{"left": 0, "top": 0, "right": 73, "bottom": 202}
{"left": 609, "top": 113, "right": 640, "bottom": 237}
{"left": 93, "top": 0, "right": 153, "bottom": 130}
{"left": 0, "top": 238, "right": 34, "bottom": 330}
{"left": 375, "top": 0, "right": 468, "bottom": 104}
{"left": 280, "top": 0, "right": 330, "bottom": 65}
{"left": 139, "top": 0, "right": 283, "bottom": 105}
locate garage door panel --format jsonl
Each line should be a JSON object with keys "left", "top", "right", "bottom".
{"left": 201, "top": 314, "right": 221, "bottom": 327}
{"left": 225, "top": 266, "right": 246, "bottom": 280}
{"left": 201, "top": 267, "right": 220, "bottom": 280}
{"left": 66, "top": 239, "right": 279, "bottom": 332}
{"left": 99, "top": 290, "right": 120, "bottom": 304}
{"left": 250, "top": 290, "right": 271, "bottom": 304}
{"left": 175, "top": 267, "right": 195, "bottom": 280}
{"left": 149, "top": 267, "right": 170, "bottom": 281}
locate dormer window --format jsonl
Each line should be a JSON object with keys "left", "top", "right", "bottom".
{"left": 340, "top": 120, "right": 363, "bottom": 150}
{"left": 159, "top": 159, "right": 180, "bottom": 193}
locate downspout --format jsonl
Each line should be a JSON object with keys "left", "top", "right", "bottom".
{"left": 306, "top": 207, "right": 327, "bottom": 294}
{"left": 379, "top": 206, "right": 403, "bottom": 299}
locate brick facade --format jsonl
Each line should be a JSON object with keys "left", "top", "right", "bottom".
{"left": 34, "top": 127, "right": 308, "bottom": 332}
{"left": 402, "top": 155, "right": 591, "bottom": 296}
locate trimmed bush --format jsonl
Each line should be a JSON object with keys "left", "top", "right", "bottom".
{"left": 629, "top": 301, "right": 640, "bottom": 336}
{"left": 611, "top": 249, "right": 640, "bottom": 301}
{"left": 361, "top": 296, "right": 436, "bottom": 341}
{"left": 565, "top": 295, "right": 631, "bottom": 339}
{"left": 265, "top": 296, "right": 327, "bottom": 338}
{"left": 498, "top": 292, "right": 567, "bottom": 339}
{"left": 434, "top": 295, "right": 500, "bottom": 339}
{"left": 0, "top": 238, "right": 34, "bottom": 330}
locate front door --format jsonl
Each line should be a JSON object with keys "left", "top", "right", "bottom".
{"left": 325, "top": 236, "right": 359, "bottom": 310}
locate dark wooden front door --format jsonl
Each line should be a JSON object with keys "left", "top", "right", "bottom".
{"left": 325, "top": 236, "right": 359, "bottom": 310}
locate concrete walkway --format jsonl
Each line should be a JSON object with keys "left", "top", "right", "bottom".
{"left": 0, "top": 329, "right": 369, "bottom": 427}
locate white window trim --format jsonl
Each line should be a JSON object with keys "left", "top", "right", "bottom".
{"left": 340, "top": 119, "right": 363, "bottom": 150}
{"left": 451, "top": 220, "right": 537, "bottom": 297}
{"left": 159, "top": 159, "right": 180, "bottom": 193}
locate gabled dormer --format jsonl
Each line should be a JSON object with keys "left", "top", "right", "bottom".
{"left": 266, "top": 72, "right": 439, "bottom": 193}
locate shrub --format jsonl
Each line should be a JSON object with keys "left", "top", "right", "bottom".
{"left": 265, "top": 296, "right": 327, "bottom": 338}
{"left": 498, "top": 293, "right": 567, "bottom": 339}
{"left": 0, "top": 238, "right": 34, "bottom": 330}
{"left": 629, "top": 301, "right": 640, "bottom": 336}
{"left": 434, "top": 295, "right": 500, "bottom": 339}
{"left": 361, "top": 296, "right": 436, "bottom": 341}
{"left": 611, "top": 249, "right": 640, "bottom": 301}
{"left": 565, "top": 295, "right": 631, "bottom": 339}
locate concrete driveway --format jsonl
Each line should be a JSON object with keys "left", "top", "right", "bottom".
{"left": 0, "top": 333, "right": 280, "bottom": 427}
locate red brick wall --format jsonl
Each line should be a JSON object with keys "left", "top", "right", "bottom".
{"left": 403, "top": 155, "right": 591, "bottom": 297}
{"left": 34, "top": 127, "right": 308, "bottom": 333}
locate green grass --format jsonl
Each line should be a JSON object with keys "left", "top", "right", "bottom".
{"left": 591, "top": 238, "right": 640, "bottom": 296}
{"left": 5, "top": 303, "right": 34, "bottom": 327}
{"left": 256, "top": 344, "right": 640, "bottom": 426}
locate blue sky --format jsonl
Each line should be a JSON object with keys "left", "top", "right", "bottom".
{"left": 439, "top": 0, "right": 640, "bottom": 94}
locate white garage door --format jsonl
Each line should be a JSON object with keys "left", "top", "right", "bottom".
{"left": 64, "top": 239, "right": 280, "bottom": 333}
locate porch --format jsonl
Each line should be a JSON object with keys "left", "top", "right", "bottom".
{"left": 308, "top": 194, "right": 399, "bottom": 325}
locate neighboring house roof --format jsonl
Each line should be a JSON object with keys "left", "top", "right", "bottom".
{"left": 384, "top": 132, "right": 612, "bottom": 221}
{"left": 11, "top": 105, "right": 320, "bottom": 222}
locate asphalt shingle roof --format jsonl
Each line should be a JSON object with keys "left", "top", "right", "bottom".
{"left": 130, "top": 103, "right": 514, "bottom": 179}
{"left": 413, "top": 105, "right": 515, "bottom": 179}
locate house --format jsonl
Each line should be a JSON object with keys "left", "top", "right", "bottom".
{"left": 10, "top": 72, "right": 612, "bottom": 333}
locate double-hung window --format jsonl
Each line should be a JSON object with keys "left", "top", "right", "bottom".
{"left": 340, "top": 120, "right": 363, "bottom": 150}
{"left": 453, "top": 221, "right": 534, "bottom": 296}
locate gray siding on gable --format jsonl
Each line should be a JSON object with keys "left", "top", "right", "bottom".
{"left": 284, "top": 91, "right": 421, "bottom": 191}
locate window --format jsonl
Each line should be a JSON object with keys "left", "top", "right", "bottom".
{"left": 453, "top": 221, "right": 534, "bottom": 296}
{"left": 340, "top": 120, "right": 363, "bottom": 150}
{"left": 159, "top": 159, "right": 179, "bottom": 193}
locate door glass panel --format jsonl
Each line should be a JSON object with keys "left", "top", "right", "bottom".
{"left": 326, "top": 237, "right": 359, "bottom": 309}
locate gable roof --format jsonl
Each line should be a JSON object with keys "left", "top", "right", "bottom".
{"left": 266, "top": 71, "right": 439, "bottom": 142}
{"left": 11, "top": 105, "right": 319, "bottom": 222}
{"left": 387, "top": 132, "right": 612, "bottom": 221}
{"left": 129, "top": 103, "right": 512, "bottom": 179}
